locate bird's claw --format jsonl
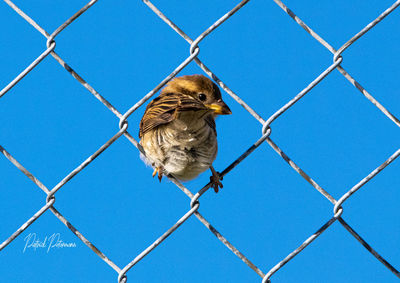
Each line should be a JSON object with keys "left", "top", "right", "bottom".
{"left": 152, "top": 166, "right": 164, "bottom": 182}
{"left": 210, "top": 171, "right": 223, "bottom": 193}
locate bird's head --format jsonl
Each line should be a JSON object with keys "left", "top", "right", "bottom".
{"left": 162, "top": 74, "right": 232, "bottom": 115}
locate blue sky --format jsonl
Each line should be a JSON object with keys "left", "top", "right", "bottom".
{"left": 1, "top": 0, "right": 400, "bottom": 282}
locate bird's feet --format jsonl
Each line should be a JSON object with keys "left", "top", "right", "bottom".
{"left": 210, "top": 166, "right": 223, "bottom": 193}
{"left": 152, "top": 166, "right": 164, "bottom": 182}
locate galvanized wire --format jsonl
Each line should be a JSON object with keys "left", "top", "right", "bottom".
{"left": 1, "top": 0, "right": 400, "bottom": 282}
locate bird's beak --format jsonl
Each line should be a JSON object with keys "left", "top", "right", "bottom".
{"left": 205, "top": 100, "right": 232, "bottom": 115}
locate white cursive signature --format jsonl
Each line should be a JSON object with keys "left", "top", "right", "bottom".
{"left": 23, "top": 233, "right": 76, "bottom": 253}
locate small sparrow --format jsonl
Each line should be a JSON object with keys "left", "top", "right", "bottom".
{"left": 139, "top": 74, "right": 231, "bottom": 192}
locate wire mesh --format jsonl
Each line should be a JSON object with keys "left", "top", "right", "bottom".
{"left": 1, "top": 0, "right": 400, "bottom": 282}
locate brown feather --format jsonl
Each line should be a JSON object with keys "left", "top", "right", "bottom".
{"left": 139, "top": 92, "right": 215, "bottom": 138}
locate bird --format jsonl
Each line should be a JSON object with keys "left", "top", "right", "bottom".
{"left": 139, "top": 74, "right": 232, "bottom": 192}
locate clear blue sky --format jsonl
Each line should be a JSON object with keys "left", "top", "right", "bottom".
{"left": 1, "top": 0, "right": 400, "bottom": 282}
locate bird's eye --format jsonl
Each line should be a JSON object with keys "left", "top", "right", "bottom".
{"left": 198, "top": 93, "right": 207, "bottom": 101}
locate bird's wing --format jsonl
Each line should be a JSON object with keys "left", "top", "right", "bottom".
{"left": 139, "top": 93, "right": 215, "bottom": 138}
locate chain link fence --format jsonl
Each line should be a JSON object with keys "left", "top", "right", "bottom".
{"left": 1, "top": 0, "right": 400, "bottom": 282}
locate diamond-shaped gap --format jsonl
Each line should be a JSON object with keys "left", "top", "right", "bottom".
{"left": 50, "top": 135, "right": 198, "bottom": 271}
{"left": 0, "top": 152, "right": 44, "bottom": 242}
{"left": 195, "top": 0, "right": 334, "bottom": 123}
{"left": 122, "top": 215, "right": 262, "bottom": 282}
{"left": 279, "top": 0, "right": 397, "bottom": 50}
{"left": 49, "top": 0, "right": 190, "bottom": 113}
{"left": 268, "top": 222, "right": 398, "bottom": 282}
{"left": 0, "top": 55, "right": 118, "bottom": 188}
{"left": 194, "top": 132, "right": 334, "bottom": 276}
{"left": 0, "top": 210, "right": 118, "bottom": 283}
{"left": 123, "top": 60, "right": 260, "bottom": 189}
{"left": 269, "top": 70, "right": 400, "bottom": 200}
{"left": 1, "top": 2, "right": 45, "bottom": 89}
{"left": 339, "top": 7, "right": 400, "bottom": 117}
{"left": 339, "top": 159, "right": 400, "bottom": 270}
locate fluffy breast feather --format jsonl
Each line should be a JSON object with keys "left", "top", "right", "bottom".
{"left": 141, "top": 112, "right": 217, "bottom": 181}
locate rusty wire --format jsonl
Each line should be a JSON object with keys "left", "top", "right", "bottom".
{"left": 1, "top": 0, "right": 400, "bottom": 282}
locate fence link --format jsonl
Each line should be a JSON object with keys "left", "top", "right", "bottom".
{"left": 1, "top": 0, "right": 400, "bottom": 282}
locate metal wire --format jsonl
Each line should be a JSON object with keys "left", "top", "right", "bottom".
{"left": 1, "top": 0, "right": 399, "bottom": 282}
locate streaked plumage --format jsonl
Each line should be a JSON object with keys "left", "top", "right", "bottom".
{"left": 139, "top": 74, "right": 231, "bottom": 192}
